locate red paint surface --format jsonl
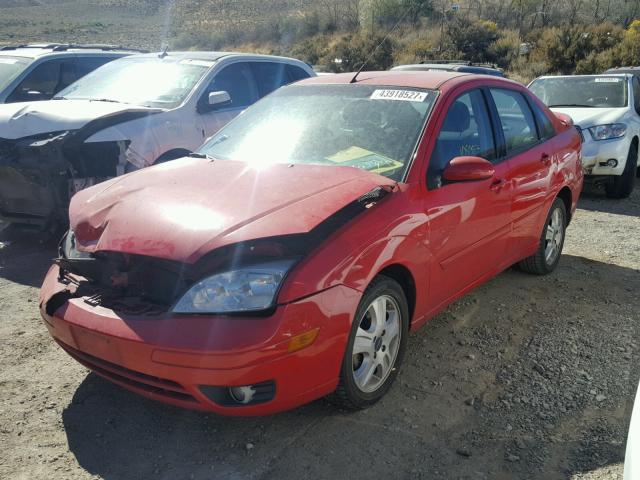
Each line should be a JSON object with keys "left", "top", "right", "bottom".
{"left": 41, "top": 71, "right": 584, "bottom": 415}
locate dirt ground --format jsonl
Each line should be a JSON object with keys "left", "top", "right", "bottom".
{"left": 0, "top": 181, "right": 639, "bottom": 480}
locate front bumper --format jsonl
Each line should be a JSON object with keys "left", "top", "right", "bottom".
{"left": 580, "top": 132, "right": 630, "bottom": 176}
{"left": 40, "top": 265, "right": 361, "bottom": 416}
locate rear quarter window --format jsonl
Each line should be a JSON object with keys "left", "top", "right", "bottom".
{"left": 529, "top": 99, "right": 556, "bottom": 140}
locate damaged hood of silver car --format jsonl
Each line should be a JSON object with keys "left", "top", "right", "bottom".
{"left": 69, "top": 156, "right": 396, "bottom": 264}
{"left": 0, "top": 99, "right": 158, "bottom": 139}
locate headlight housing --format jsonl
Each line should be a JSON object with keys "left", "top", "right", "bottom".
{"left": 172, "top": 258, "right": 298, "bottom": 314}
{"left": 60, "top": 229, "right": 91, "bottom": 259}
{"left": 588, "top": 123, "right": 627, "bottom": 141}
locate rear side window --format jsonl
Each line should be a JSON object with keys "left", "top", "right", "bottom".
{"left": 529, "top": 99, "right": 556, "bottom": 140}
{"left": 6, "top": 59, "right": 74, "bottom": 102}
{"left": 250, "top": 62, "right": 288, "bottom": 97}
{"left": 75, "top": 56, "right": 118, "bottom": 77}
{"left": 489, "top": 88, "right": 539, "bottom": 154}
{"left": 429, "top": 90, "right": 495, "bottom": 188}
{"left": 286, "top": 65, "right": 311, "bottom": 82}
{"left": 205, "top": 63, "right": 257, "bottom": 109}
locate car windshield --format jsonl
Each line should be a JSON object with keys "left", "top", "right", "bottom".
{"left": 0, "top": 56, "right": 30, "bottom": 92}
{"left": 56, "top": 56, "right": 212, "bottom": 108}
{"left": 529, "top": 76, "right": 628, "bottom": 108}
{"left": 199, "top": 84, "right": 436, "bottom": 180}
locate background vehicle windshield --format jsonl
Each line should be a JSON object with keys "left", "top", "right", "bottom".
{"left": 200, "top": 84, "right": 435, "bottom": 180}
{"left": 57, "top": 57, "right": 211, "bottom": 108}
{"left": 530, "top": 76, "right": 628, "bottom": 108}
{"left": 0, "top": 56, "right": 30, "bottom": 92}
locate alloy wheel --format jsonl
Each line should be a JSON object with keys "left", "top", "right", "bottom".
{"left": 544, "top": 207, "right": 564, "bottom": 266}
{"left": 351, "top": 294, "right": 402, "bottom": 393}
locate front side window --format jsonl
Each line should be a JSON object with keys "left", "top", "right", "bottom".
{"left": 529, "top": 76, "right": 628, "bottom": 108}
{"left": 7, "top": 59, "right": 73, "bottom": 102}
{"left": 204, "top": 63, "right": 257, "bottom": 109}
{"left": 490, "top": 88, "right": 539, "bottom": 155}
{"left": 0, "top": 56, "right": 30, "bottom": 94}
{"left": 57, "top": 57, "right": 211, "bottom": 108}
{"left": 200, "top": 84, "right": 436, "bottom": 181}
{"left": 428, "top": 90, "right": 495, "bottom": 188}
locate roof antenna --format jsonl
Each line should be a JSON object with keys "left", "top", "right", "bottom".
{"left": 158, "top": 45, "right": 169, "bottom": 59}
{"left": 349, "top": 2, "right": 419, "bottom": 84}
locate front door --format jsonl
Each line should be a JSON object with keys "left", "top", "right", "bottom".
{"left": 197, "top": 62, "right": 258, "bottom": 141}
{"left": 424, "top": 89, "right": 513, "bottom": 309}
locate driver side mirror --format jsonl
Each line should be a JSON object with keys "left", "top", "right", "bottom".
{"left": 208, "top": 91, "right": 231, "bottom": 109}
{"left": 443, "top": 156, "right": 495, "bottom": 182}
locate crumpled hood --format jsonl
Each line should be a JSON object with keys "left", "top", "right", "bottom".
{"left": 550, "top": 107, "right": 627, "bottom": 129}
{"left": 0, "top": 99, "right": 156, "bottom": 139}
{"left": 70, "top": 157, "right": 396, "bottom": 263}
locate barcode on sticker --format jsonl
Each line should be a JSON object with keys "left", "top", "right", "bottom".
{"left": 594, "top": 77, "right": 621, "bottom": 82}
{"left": 371, "top": 89, "right": 428, "bottom": 102}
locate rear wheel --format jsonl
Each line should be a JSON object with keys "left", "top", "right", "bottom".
{"left": 518, "top": 198, "right": 567, "bottom": 275}
{"left": 606, "top": 142, "right": 637, "bottom": 199}
{"left": 328, "top": 275, "right": 408, "bottom": 410}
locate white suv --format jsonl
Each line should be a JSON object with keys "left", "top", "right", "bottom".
{"left": 0, "top": 43, "right": 138, "bottom": 103}
{"left": 529, "top": 74, "right": 640, "bottom": 198}
{"left": 0, "top": 51, "right": 314, "bottom": 229}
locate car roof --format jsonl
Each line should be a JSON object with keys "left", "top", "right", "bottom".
{"left": 534, "top": 73, "right": 631, "bottom": 80}
{"left": 393, "top": 63, "right": 501, "bottom": 72}
{"left": 128, "top": 51, "right": 310, "bottom": 65}
{"left": 605, "top": 67, "right": 640, "bottom": 75}
{"left": 296, "top": 70, "right": 511, "bottom": 90}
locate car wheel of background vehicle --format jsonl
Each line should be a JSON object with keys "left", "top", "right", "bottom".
{"left": 606, "top": 142, "right": 637, "bottom": 199}
{"left": 518, "top": 197, "right": 567, "bottom": 275}
{"left": 154, "top": 149, "right": 192, "bottom": 164}
{"left": 328, "top": 275, "right": 409, "bottom": 410}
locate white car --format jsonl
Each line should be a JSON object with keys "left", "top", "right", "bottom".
{"left": 529, "top": 74, "right": 640, "bottom": 198}
{"left": 0, "top": 43, "right": 138, "bottom": 103}
{"left": 625, "top": 380, "right": 640, "bottom": 479}
{"left": 0, "top": 51, "right": 314, "bottom": 229}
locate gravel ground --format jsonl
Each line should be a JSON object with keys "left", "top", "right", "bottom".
{"left": 0, "top": 180, "right": 638, "bottom": 480}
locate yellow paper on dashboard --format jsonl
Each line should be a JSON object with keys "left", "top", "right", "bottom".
{"left": 327, "top": 146, "right": 403, "bottom": 174}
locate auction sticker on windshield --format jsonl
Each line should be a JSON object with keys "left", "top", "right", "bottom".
{"left": 594, "top": 78, "right": 622, "bottom": 82}
{"left": 371, "top": 89, "right": 428, "bottom": 102}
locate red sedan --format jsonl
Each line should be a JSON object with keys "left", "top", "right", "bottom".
{"left": 40, "top": 71, "right": 583, "bottom": 415}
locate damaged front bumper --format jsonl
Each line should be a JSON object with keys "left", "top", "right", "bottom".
{"left": 40, "top": 263, "right": 360, "bottom": 415}
{"left": 0, "top": 133, "right": 129, "bottom": 229}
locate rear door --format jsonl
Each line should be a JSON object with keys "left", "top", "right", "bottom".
{"left": 424, "top": 88, "right": 512, "bottom": 308}
{"left": 486, "top": 87, "right": 554, "bottom": 257}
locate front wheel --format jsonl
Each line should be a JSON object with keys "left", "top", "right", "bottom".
{"left": 606, "top": 142, "right": 636, "bottom": 199}
{"left": 328, "top": 275, "right": 409, "bottom": 410}
{"left": 518, "top": 197, "right": 567, "bottom": 275}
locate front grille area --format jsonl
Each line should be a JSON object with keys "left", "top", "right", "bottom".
{"left": 58, "top": 252, "right": 195, "bottom": 312}
{"left": 57, "top": 340, "right": 198, "bottom": 404}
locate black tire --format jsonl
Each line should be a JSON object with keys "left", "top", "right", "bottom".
{"left": 327, "top": 275, "right": 409, "bottom": 410}
{"left": 518, "top": 197, "right": 567, "bottom": 275}
{"left": 154, "top": 149, "right": 191, "bottom": 164}
{"left": 606, "top": 142, "right": 637, "bottom": 199}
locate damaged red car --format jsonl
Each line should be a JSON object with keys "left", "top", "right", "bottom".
{"left": 40, "top": 71, "right": 583, "bottom": 415}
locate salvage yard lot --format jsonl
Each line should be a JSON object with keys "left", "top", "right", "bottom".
{"left": 0, "top": 182, "right": 639, "bottom": 480}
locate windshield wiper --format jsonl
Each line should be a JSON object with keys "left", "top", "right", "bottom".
{"left": 52, "top": 95, "right": 66, "bottom": 100}
{"left": 89, "top": 98, "right": 122, "bottom": 104}
{"left": 548, "top": 104, "right": 594, "bottom": 108}
{"left": 188, "top": 152, "right": 215, "bottom": 160}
